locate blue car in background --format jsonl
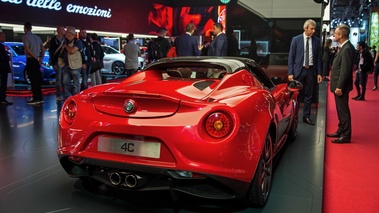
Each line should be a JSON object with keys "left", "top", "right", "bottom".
{"left": 4, "top": 42, "right": 55, "bottom": 85}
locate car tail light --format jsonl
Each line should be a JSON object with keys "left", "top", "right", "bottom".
{"left": 205, "top": 112, "right": 233, "bottom": 138}
{"left": 63, "top": 100, "right": 77, "bottom": 125}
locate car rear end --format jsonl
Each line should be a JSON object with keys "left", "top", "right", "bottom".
{"left": 58, "top": 66, "right": 267, "bottom": 200}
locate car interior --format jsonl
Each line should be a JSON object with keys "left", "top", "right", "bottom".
{"left": 165, "top": 67, "right": 227, "bottom": 79}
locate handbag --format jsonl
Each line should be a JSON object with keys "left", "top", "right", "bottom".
{"left": 90, "top": 60, "right": 102, "bottom": 73}
{"left": 56, "top": 38, "right": 66, "bottom": 68}
{"left": 57, "top": 56, "right": 65, "bottom": 68}
{"left": 90, "top": 43, "right": 102, "bottom": 73}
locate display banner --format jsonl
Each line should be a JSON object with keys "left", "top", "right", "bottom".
{"left": 0, "top": 0, "right": 225, "bottom": 36}
{"left": 0, "top": 0, "right": 168, "bottom": 35}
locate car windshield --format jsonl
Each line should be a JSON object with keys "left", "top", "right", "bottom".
{"left": 102, "top": 46, "right": 120, "bottom": 54}
{"left": 143, "top": 58, "right": 274, "bottom": 88}
{"left": 10, "top": 44, "right": 25, "bottom": 56}
{"left": 260, "top": 53, "right": 288, "bottom": 65}
{"left": 164, "top": 67, "right": 227, "bottom": 79}
{"left": 146, "top": 63, "right": 228, "bottom": 80}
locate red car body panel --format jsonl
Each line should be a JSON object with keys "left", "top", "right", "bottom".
{"left": 57, "top": 57, "right": 300, "bottom": 201}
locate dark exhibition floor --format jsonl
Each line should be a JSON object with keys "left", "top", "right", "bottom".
{"left": 0, "top": 83, "right": 327, "bottom": 213}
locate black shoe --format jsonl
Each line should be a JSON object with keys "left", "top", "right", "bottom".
{"left": 303, "top": 117, "right": 315, "bottom": 125}
{"left": 352, "top": 95, "right": 360, "bottom": 100}
{"left": 0, "top": 100, "right": 13, "bottom": 105}
{"left": 323, "top": 77, "right": 330, "bottom": 81}
{"left": 355, "top": 96, "right": 365, "bottom": 101}
{"left": 327, "top": 132, "right": 341, "bottom": 138}
{"left": 27, "top": 98, "right": 35, "bottom": 104}
{"left": 373, "top": 86, "right": 377, "bottom": 91}
{"left": 331, "top": 136, "right": 351, "bottom": 143}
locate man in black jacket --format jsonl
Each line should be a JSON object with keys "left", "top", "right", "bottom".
{"left": 48, "top": 25, "right": 65, "bottom": 101}
{"left": 0, "top": 32, "right": 12, "bottom": 105}
{"left": 352, "top": 41, "right": 373, "bottom": 101}
{"left": 147, "top": 28, "right": 171, "bottom": 62}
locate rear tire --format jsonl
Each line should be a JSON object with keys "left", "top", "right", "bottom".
{"left": 246, "top": 133, "right": 273, "bottom": 207}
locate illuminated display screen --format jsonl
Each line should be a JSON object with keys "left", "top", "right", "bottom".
{"left": 0, "top": 0, "right": 226, "bottom": 37}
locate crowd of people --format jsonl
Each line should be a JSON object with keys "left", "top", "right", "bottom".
{"left": 0, "top": 23, "right": 109, "bottom": 105}
{"left": 48, "top": 25, "right": 105, "bottom": 103}
{"left": 0, "top": 22, "right": 258, "bottom": 105}
{"left": 146, "top": 23, "right": 246, "bottom": 61}
{"left": 289, "top": 19, "right": 378, "bottom": 144}
{"left": 1, "top": 23, "right": 107, "bottom": 104}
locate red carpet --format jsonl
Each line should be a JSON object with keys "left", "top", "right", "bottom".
{"left": 323, "top": 74, "right": 379, "bottom": 213}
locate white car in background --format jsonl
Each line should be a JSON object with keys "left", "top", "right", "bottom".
{"left": 101, "top": 45, "right": 145, "bottom": 75}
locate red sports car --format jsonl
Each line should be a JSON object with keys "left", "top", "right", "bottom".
{"left": 57, "top": 57, "right": 302, "bottom": 207}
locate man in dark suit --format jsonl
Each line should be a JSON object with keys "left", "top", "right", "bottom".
{"left": 327, "top": 24, "right": 355, "bottom": 143}
{"left": 288, "top": 19, "right": 323, "bottom": 125}
{"left": 0, "top": 32, "right": 13, "bottom": 105}
{"left": 207, "top": 23, "right": 228, "bottom": 56}
{"left": 175, "top": 23, "right": 202, "bottom": 56}
{"left": 226, "top": 29, "right": 240, "bottom": 56}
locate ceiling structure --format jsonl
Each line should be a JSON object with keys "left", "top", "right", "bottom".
{"left": 330, "top": 0, "right": 377, "bottom": 26}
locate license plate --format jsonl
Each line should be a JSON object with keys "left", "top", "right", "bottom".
{"left": 98, "top": 136, "right": 161, "bottom": 159}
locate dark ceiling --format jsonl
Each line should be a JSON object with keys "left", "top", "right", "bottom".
{"left": 331, "top": 0, "right": 377, "bottom": 21}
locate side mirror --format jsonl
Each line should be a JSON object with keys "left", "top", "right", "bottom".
{"left": 271, "top": 77, "right": 282, "bottom": 85}
{"left": 287, "top": 80, "right": 303, "bottom": 92}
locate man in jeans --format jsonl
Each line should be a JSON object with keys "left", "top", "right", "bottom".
{"left": 48, "top": 25, "right": 66, "bottom": 101}
{"left": 79, "top": 28, "right": 92, "bottom": 91}
{"left": 62, "top": 26, "right": 83, "bottom": 99}
{"left": 22, "top": 22, "right": 44, "bottom": 105}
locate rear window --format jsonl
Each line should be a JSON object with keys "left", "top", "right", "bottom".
{"left": 10, "top": 45, "right": 25, "bottom": 56}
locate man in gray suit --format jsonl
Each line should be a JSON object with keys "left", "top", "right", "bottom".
{"left": 327, "top": 24, "right": 355, "bottom": 143}
{"left": 288, "top": 19, "right": 323, "bottom": 125}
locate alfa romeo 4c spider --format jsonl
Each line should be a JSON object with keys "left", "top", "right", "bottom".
{"left": 57, "top": 56, "right": 302, "bottom": 207}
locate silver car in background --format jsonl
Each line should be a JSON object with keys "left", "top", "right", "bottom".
{"left": 101, "top": 45, "right": 145, "bottom": 75}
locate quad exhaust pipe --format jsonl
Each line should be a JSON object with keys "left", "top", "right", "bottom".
{"left": 109, "top": 171, "right": 146, "bottom": 188}
{"left": 109, "top": 171, "right": 122, "bottom": 185}
{"left": 124, "top": 173, "right": 138, "bottom": 188}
